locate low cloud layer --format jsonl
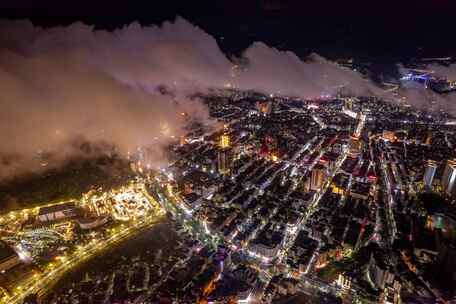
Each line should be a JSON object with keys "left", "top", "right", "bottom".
{"left": 428, "top": 63, "right": 456, "bottom": 80}
{"left": 0, "top": 18, "right": 383, "bottom": 181}
{"left": 398, "top": 64, "right": 456, "bottom": 111}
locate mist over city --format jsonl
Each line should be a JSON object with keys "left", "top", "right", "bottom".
{"left": 0, "top": 18, "right": 391, "bottom": 181}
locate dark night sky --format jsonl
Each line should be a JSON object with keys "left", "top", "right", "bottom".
{"left": 1, "top": 0, "right": 455, "bottom": 62}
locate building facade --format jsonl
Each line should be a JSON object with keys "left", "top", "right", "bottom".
{"left": 423, "top": 160, "right": 437, "bottom": 189}
{"left": 441, "top": 160, "right": 456, "bottom": 196}
{"left": 38, "top": 202, "right": 77, "bottom": 222}
{"left": 311, "top": 165, "right": 326, "bottom": 191}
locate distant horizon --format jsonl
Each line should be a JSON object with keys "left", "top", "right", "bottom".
{"left": 1, "top": 0, "right": 456, "bottom": 62}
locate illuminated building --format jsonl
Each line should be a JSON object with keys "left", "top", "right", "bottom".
{"left": 349, "top": 138, "right": 363, "bottom": 156}
{"left": 302, "top": 177, "right": 311, "bottom": 193}
{"left": 332, "top": 183, "right": 344, "bottom": 195}
{"left": 425, "top": 213, "right": 456, "bottom": 239}
{"left": 344, "top": 97, "right": 354, "bottom": 111}
{"left": 260, "top": 136, "right": 277, "bottom": 158}
{"left": 331, "top": 142, "right": 346, "bottom": 154}
{"left": 423, "top": 160, "right": 437, "bottom": 189}
{"left": 382, "top": 130, "right": 396, "bottom": 142}
{"left": 425, "top": 133, "right": 432, "bottom": 145}
{"left": 220, "top": 133, "right": 230, "bottom": 149}
{"left": 38, "top": 202, "right": 77, "bottom": 222}
{"left": 77, "top": 216, "right": 109, "bottom": 230}
{"left": 183, "top": 182, "right": 193, "bottom": 195}
{"left": 256, "top": 101, "right": 272, "bottom": 115}
{"left": 310, "top": 165, "right": 326, "bottom": 191}
{"left": 336, "top": 273, "right": 351, "bottom": 290}
{"left": 217, "top": 149, "right": 232, "bottom": 175}
{"left": 367, "top": 253, "right": 394, "bottom": 290}
{"left": 218, "top": 130, "right": 232, "bottom": 175}
{"left": 270, "top": 150, "right": 279, "bottom": 162}
{"left": 441, "top": 159, "right": 456, "bottom": 195}
{"left": 320, "top": 152, "right": 338, "bottom": 170}
{"left": 350, "top": 181, "right": 371, "bottom": 200}
{"left": 248, "top": 242, "right": 280, "bottom": 261}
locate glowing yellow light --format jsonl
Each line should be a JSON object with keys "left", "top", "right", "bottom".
{"left": 271, "top": 154, "right": 278, "bottom": 162}
{"left": 220, "top": 134, "right": 230, "bottom": 148}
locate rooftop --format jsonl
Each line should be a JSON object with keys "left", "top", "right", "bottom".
{"left": 38, "top": 201, "right": 76, "bottom": 215}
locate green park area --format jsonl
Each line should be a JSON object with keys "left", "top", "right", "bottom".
{"left": 0, "top": 156, "right": 134, "bottom": 213}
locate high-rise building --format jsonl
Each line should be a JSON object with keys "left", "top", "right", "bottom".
{"left": 217, "top": 149, "right": 232, "bottom": 175}
{"left": 344, "top": 98, "right": 353, "bottom": 111}
{"left": 256, "top": 101, "right": 272, "bottom": 115}
{"left": 218, "top": 129, "right": 232, "bottom": 175}
{"left": 441, "top": 159, "right": 456, "bottom": 195}
{"left": 423, "top": 160, "right": 437, "bottom": 189}
{"left": 220, "top": 133, "right": 230, "bottom": 149}
{"left": 302, "top": 176, "right": 311, "bottom": 193}
{"left": 367, "top": 253, "right": 395, "bottom": 290}
{"left": 310, "top": 165, "right": 326, "bottom": 191}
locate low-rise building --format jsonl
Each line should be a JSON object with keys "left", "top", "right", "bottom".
{"left": 38, "top": 202, "right": 77, "bottom": 223}
{"left": 77, "top": 216, "right": 109, "bottom": 230}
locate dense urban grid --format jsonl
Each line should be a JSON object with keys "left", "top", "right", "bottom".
{"left": 1, "top": 68, "right": 456, "bottom": 304}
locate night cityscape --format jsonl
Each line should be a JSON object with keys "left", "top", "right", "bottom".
{"left": 1, "top": 1, "right": 456, "bottom": 304}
